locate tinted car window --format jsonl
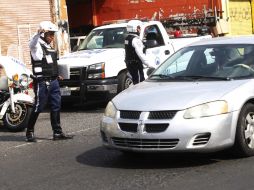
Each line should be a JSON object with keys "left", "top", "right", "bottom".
{"left": 150, "top": 44, "right": 254, "bottom": 80}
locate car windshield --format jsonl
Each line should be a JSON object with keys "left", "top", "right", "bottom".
{"left": 149, "top": 44, "right": 254, "bottom": 81}
{"left": 78, "top": 27, "right": 127, "bottom": 50}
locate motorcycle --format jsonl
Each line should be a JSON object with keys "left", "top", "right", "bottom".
{"left": 0, "top": 56, "right": 34, "bottom": 132}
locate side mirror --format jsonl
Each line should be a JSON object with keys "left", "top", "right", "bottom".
{"left": 146, "top": 67, "right": 155, "bottom": 76}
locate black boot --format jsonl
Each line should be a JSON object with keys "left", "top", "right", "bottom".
{"left": 26, "top": 131, "right": 36, "bottom": 142}
{"left": 26, "top": 112, "right": 39, "bottom": 142}
{"left": 51, "top": 111, "right": 73, "bottom": 140}
{"left": 53, "top": 132, "right": 73, "bottom": 140}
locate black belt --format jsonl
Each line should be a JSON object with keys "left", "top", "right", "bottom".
{"left": 36, "top": 77, "right": 58, "bottom": 82}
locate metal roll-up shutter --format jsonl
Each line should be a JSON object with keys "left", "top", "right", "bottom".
{"left": 0, "top": 0, "right": 53, "bottom": 66}
{"left": 228, "top": 0, "right": 252, "bottom": 35}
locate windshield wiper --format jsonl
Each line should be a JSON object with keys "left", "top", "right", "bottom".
{"left": 149, "top": 74, "right": 231, "bottom": 81}
{"left": 175, "top": 75, "right": 231, "bottom": 81}
{"left": 149, "top": 74, "right": 174, "bottom": 79}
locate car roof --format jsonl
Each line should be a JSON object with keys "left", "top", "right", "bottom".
{"left": 93, "top": 20, "right": 159, "bottom": 30}
{"left": 189, "top": 35, "right": 254, "bottom": 46}
{"left": 94, "top": 23, "right": 128, "bottom": 30}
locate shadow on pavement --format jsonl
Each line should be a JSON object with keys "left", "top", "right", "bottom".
{"left": 0, "top": 135, "right": 26, "bottom": 142}
{"left": 75, "top": 146, "right": 239, "bottom": 169}
{"left": 0, "top": 134, "right": 54, "bottom": 142}
{"left": 56, "top": 102, "right": 106, "bottom": 113}
{"left": 0, "top": 125, "right": 9, "bottom": 132}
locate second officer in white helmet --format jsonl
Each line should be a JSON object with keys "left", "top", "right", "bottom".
{"left": 124, "top": 20, "right": 151, "bottom": 85}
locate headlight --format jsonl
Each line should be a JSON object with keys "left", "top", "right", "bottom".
{"left": 87, "top": 62, "right": 105, "bottom": 79}
{"left": 12, "top": 74, "right": 19, "bottom": 82}
{"left": 10, "top": 73, "right": 19, "bottom": 87}
{"left": 183, "top": 101, "right": 228, "bottom": 119}
{"left": 104, "top": 101, "right": 117, "bottom": 118}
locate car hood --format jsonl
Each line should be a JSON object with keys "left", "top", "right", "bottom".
{"left": 58, "top": 48, "right": 125, "bottom": 67}
{"left": 113, "top": 80, "right": 247, "bottom": 111}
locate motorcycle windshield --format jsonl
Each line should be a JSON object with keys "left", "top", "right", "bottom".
{"left": 0, "top": 56, "right": 32, "bottom": 79}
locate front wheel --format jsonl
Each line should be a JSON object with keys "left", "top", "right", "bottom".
{"left": 117, "top": 71, "right": 133, "bottom": 93}
{"left": 4, "top": 103, "right": 32, "bottom": 132}
{"left": 234, "top": 103, "right": 254, "bottom": 157}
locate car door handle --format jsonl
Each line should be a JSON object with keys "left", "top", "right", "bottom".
{"left": 165, "top": 50, "right": 170, "bottom": 55}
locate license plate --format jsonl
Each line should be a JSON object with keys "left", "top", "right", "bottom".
{"left": 60, "top": 88, "right": 71, "bottom": 96}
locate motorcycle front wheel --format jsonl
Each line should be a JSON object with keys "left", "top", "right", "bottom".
{"left": 4, "top": 103, "right": 32, "bottom": 132}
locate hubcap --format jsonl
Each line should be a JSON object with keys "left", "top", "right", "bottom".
{"left": 124, "top": 78, "right": 133, "bottom": 89}
{"left": 244, "top": 112, "right": 254, "bottom": 149}
{"left": 6, "top": 104, "right": 27, "bottom": 126}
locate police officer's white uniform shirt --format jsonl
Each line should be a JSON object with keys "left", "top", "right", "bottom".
{"left": 131, "top": 36, "right": 153, "bottom": 67}
{"left": 29, "top": 33, "right": 51, "bottom": 61}
{"left": 29, "top": 33, "right": 52, "bottom": 77}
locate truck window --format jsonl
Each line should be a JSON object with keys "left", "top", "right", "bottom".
{"left": 143, "top": 25, "right": 165, "bottom": 47}
{"left": 78, "top": 27, "right": 127, "bottom": 50}
{"left": 70, "top": 36, "right": 86, "bottom": 52}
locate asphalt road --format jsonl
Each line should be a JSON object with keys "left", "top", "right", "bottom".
{"left": 1, "top": 105, "right": 254, "bottom": 190}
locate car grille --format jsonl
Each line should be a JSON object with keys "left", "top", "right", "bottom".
{"left": 120, "top": 110, "right": 141, "bottom": 119}
{"left": 112, "top": 137, "right": 179, "bottom": 149}
{"left": 119, "top": 110, "right": 178, "bottom": 120}
{"left": 145, "top": 124, "right": 169, "bottom": 133}
{"left": 119, "top": 123, "right": 138, "bottom": 132}
{"left": 193, "top": 133, "right": 211, "bottom": 146}
{"left": 118, "top": 110, "right": 177, "bottom": 134}
{"left": 69, "top": 68, "right": 81, "bottom": 80}
{"left": 119, "top": 123, "right": 168, "bottom": 133}
{"left": 69, "top": 67, "right": 86, "bottom": 81}
{"left": 148, "top": 111, "right": 177, "bottom": 119}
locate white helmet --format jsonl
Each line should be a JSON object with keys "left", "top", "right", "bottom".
{"left": 126, "top": 20, "right": 143, "bottom": 33}
{"left": 39, "top": 21, "right": 58, "bottom": 32}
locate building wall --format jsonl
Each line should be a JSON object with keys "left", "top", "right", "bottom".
{"left": 252, "top": 0, "right": 254, "bottom": 33}
{"left": 228, "top": 0, "right": 252, "bottom": 35}
{"left": 59, "top": 0, "right": 68, "bottom": 20}
{"left": 0, "top": 0, "right": 53, "bottom": 66}
{"left": 57, "top": 0, "right": 71, "bottom": 55}
{"left": 66, "top": 0, "right": 93, "bottom": 29}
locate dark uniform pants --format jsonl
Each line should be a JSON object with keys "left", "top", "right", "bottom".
{"left": 27, "top": 79, "right": 62, "bottom": 133}
{"left": 34, "top": 79, "right": 61, "bottom": 112}
{"left": 126, "top": 61, "right": 145, "bottom": 85}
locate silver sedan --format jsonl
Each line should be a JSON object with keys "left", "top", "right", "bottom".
{"left": 100, "top": 36, "right": 254, "bottom": 157}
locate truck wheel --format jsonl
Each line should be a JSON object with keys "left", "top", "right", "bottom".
{"left": 233, "top": 103, "right": 254, "bottom": 157}
{"left": 117, "top": 71, "right": 132, "bottom": 93}
{"left": 4, "top": 103, "right": 32, "bottom": 132}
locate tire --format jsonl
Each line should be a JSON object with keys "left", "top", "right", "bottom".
{"left": 117, "top": 71, "right": 133, "bottom": 93}
{"left": 234, "top": 103, "right": 254, "bottom": 157}
{"left": 3, "top": 103, "right": 32, "bottom": 132}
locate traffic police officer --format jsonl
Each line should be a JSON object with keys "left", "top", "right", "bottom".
{"left": 125, "top": 20, "right": 152, "bottom": 85}
{"left": 26, "top": 21, "right": 72, "bottom": 142}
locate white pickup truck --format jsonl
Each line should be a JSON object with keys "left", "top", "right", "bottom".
{"left": 58, "top": 20, "right": 211, "bottom": 105}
